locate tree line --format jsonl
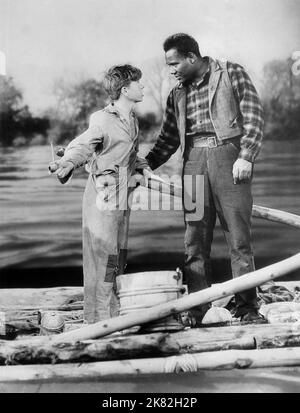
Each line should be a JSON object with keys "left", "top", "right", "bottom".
{"left": 0, "top": 57, "right": 299, "bottom": 147}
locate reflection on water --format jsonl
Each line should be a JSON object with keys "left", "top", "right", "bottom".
{"left": 0, "top": 141, "right": 299, "bottom": 286}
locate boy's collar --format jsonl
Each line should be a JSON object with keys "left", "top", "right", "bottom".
{"left": 105, "top": 103, "right": 136, "bottom": 118}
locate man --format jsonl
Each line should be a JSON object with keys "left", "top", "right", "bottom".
{"left": 49, "top": 65, "right": 149, "bottom": 323}
{"left": 145, "top": 33, "right": 264, "bottom": 325}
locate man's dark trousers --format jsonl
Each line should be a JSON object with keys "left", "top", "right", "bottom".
{"left": 183, "top": 141, "right": 258, "bottom": 323}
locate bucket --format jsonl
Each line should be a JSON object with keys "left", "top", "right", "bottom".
{"left": 116, "top": 269, "right": 185, "bottom": 332}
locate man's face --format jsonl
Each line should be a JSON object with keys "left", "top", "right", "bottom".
{"left": 165, "top": 48, "right": 195, "bottom": 83}
{"left": 124, "top": 80, "right": 144, "bottom": 103}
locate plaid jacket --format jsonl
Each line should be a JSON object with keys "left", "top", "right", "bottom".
{"left": 146, "top": 57, "right": 264, "bottom": 169}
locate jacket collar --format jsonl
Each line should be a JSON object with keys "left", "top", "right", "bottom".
{"left": 104, "top": 103, "right": 136, "bottom": 119}
{"left": 176, "top": 56, "right": 222, "bottom": 90}
{"left": 209, "top": 57, "right": 222, "bottom": 72}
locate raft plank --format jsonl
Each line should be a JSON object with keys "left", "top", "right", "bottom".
{"left": 0, "top": 287, "right": 83, "bottom": 308}
{"left": 1, "top": 347, "right": 300, "bottom": 382}
{"left": 0, "top": 281, "right": 298, "bottom": 309}
{"left": 0, "top": 323, "right": 299, "bottom": 365}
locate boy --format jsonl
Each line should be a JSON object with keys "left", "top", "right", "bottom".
{"left": 49, "top": 65, "right": 149, "bottom": 323}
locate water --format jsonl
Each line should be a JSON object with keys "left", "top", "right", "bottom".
{"left": 0, "top": 141, "right": 299, "bottom": 287}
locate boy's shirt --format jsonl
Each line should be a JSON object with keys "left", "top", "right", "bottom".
{"left": 61, "top": 103, "right": 148, "bottom": 176}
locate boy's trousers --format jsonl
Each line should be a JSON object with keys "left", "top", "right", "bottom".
{"left": 82, "top": 172, "right": 132, "bottom": 323}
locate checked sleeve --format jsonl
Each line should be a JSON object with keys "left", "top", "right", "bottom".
{"left": 145, "top": 91, "right": 180, "bottom": 170}
{"left": 228, "top": 63, "right": 264, "bottom": 163}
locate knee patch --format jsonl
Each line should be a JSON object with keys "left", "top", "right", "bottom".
{"left": 105, "top": 254, "right": 119, "bottom": 282}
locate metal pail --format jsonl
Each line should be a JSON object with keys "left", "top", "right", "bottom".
{"left": 116, "top": 270, "right": 185, "bottom": 332}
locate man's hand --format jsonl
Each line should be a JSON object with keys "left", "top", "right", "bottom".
{"left": 49, "top": 160, "right": 74, "bottom": 179}
{"left": 232, "top": 158, "right": 253, "bottom": 184}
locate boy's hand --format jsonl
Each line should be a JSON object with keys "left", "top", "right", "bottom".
{"left": 49, "top": 160, "right": 74, "bottom": 179}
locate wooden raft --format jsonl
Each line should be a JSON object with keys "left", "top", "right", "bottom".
{"left": 0, "top": 203, "right": 299, "bottom": 381}
{"left": 1, "top": 281, "right": 300, "bottom": 378}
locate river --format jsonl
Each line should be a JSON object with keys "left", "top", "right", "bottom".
{"left": 0, "top": 141, "right": 299, "bottom": 287}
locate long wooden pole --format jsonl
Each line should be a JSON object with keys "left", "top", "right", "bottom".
{"left": 1, "top": 347, "right": 300, "bottom": 382}
{"left": 252, "top": 205, "right": 300, "bottom": 228}
{"left": 50, "top": 253, "right": 300, "bottom": 343}
{"left": 144, "top": 175, "right": 300, "bottom": 228}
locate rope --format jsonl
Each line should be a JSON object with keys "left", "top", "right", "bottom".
{"left": 164, "top": 354, "right": 199, "bottom": 373}
{"left": 258, "top": 283, "right": 297, "bottom": 305}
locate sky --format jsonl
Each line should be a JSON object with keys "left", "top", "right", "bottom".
{"left": 0, "top": 0, "right": 299, "bottom": 114}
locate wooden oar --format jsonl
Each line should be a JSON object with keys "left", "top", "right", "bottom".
{"left": 142, "top": 173, "right": 300, "bottom": 228}
{"left": 50, "top": 252, "right": 300, "bottom": 343}
{"left": 135, "top": 172, "right": 182, "bottom": 197}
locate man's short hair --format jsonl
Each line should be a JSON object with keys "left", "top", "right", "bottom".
{"left": 103, "top": 64, "right": 142, "bottom": 101}
{"left": 163, "top": 33, "right": 201, "bottom": 58}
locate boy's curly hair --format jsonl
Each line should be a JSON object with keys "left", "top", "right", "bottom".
{"left": 102, "top": 64, "right": 142, "bottom": 101}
